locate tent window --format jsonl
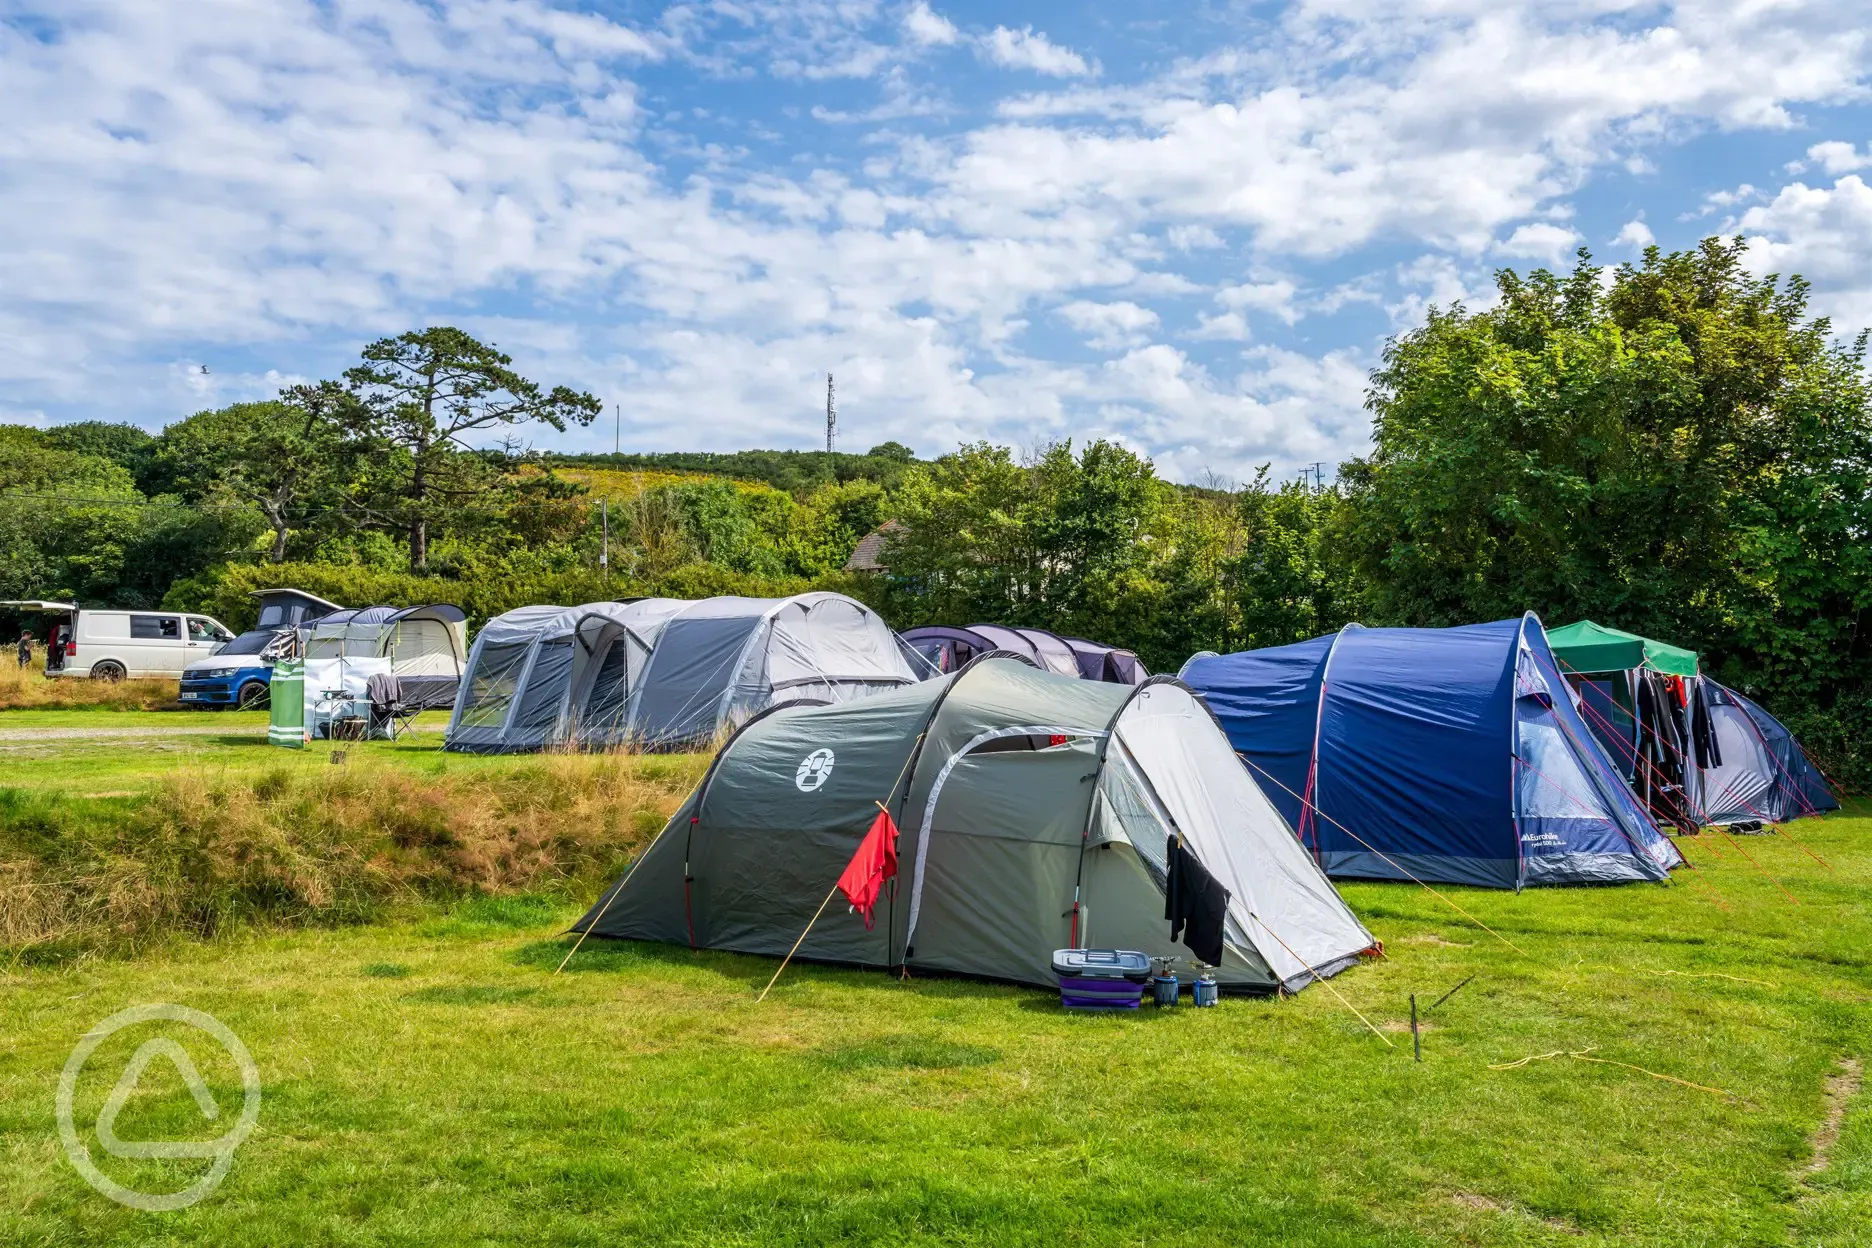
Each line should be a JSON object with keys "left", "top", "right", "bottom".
{"left": 966, "top": 733, "right": 1088, "bottom": 756}
{"left": 459, "top": 642, "right": 531, "bottom": 728}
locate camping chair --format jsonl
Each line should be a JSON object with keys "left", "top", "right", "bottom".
{"left": 366, "top": 672, "right": 418, "bottom": 740}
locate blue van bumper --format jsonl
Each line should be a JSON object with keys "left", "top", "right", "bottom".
{"left": 179, "top": 664, "right": 271, "bottom": 707}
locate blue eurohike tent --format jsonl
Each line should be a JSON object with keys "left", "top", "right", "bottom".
{"left": 1180, "top": 614, "right": 1683, "bottom": 889}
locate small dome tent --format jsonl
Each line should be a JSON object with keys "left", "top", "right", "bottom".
{"left": 301, "top": 605, "right": 468, "bottom": 709}
{"left": 573, "top": 656, "right": 1376, "bottom": 992}
{"left": 445, "top": 599, "right": 686, "bottom": 754}
{"left": 1548, "top": 620, "right": 1837, "bottom": 827}
{"left": 1181, "top": 614, "right": 1683, "bottom": 889}
{"left": 623, "top": 592, "right": 926, "bottom": 751}
{"left": 1695, "top": 684, "right": 1838, "bottom": 825}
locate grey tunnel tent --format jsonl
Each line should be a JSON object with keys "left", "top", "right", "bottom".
{"left": 446, "top": 599, "right": 688, "bottom": 753}
{"left": 448, "top": 592, "right": 927, "bottom": 753}
{"left": 572, "top": 656, "right": 1377, "bottom": 993}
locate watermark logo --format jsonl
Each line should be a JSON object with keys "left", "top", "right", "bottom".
{"left": 57, "top": 1004, "right": 261, "bottom": 1211}
{"left": 795, "top": 747, "right": 835, "bottom": 792}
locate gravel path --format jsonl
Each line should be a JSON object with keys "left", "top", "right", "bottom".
{"left": 0, "top": 723, "right": 440, "bottom": 742}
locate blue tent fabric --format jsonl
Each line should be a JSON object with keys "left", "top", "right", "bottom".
{"left": 1181, "top": 614, "right": 1682, "bottom": 889}
{"left": 1698, "top": 683, "right": 1839, "bottom": 824}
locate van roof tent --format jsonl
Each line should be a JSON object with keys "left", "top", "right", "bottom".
{"left": 445, "top": 599, "right": 688, "bottom": 754}
{"left": 572, "top": 656, "right": 1376, "bottom": 993}
{"left": 1181, "top": 613, "right": 1683, "bottom": 889}
{"left": 250, "top": 587, "right": 343, "bottom": 613}
{"left": 1547, "top": 620, "right": 1699, "bottom": 677}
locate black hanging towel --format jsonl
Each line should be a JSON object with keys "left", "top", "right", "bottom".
{"left": 1164, "top": 834, "right": 1230, "bottom": 967}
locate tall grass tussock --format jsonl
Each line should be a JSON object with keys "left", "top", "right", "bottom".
{"left": 0, "top": 752, "right": 704, "bottom": 960}
{"left": 0, "top": 660, "right": 179, "bottom": 711}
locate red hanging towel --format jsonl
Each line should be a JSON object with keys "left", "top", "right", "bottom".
{"left": 837, "top": 807, "right": 899, "bottom": 929}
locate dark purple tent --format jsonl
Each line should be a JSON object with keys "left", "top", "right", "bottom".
{"left": 1063, "top": 636, "right": 1148, "bottom": 685}
{"left": 899, "top": 625, "right": 998, "bottom": 674}
{"left": 900, "top": 624, "right": 1147, "bottom": 685}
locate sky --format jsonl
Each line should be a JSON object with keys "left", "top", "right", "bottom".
{"left": 3, "top": 0, "right": 1871, "bottom": 483}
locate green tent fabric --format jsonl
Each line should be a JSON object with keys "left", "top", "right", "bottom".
{"left": 268, "top": 659, "right": 306, "bottom": 748}
{"left": 572, "top": 656, "right": 1376, "bottom": 994}
{"left": 1548, "top": 620, "right": 1699, "bottom": 677}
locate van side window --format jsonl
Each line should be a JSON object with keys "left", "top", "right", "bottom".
{"left": 186, "top": 618, "right": 223, "bottom": 642}
{"left": 131, "top": 615, "right": 180, "bottom": 640}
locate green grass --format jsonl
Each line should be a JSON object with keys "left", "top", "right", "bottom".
{"left": 0, "top": 710, "right": 459, "bottom": 799}
{"left": 2, "top": 806, "right": 1869, "bottom": 1245}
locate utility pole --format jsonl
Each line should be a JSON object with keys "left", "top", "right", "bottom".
{"left": 600, "top": 499, "right": 610, "bottom": 586}
{"left": 614, "top": 403, "right": 620, "bottom": 456}
{"left": 825, "top": 373, "right": 836, "bottom": 454}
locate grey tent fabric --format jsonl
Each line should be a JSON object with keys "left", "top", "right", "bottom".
{"left": 446, "top": 593, "right": 916, "bottom": 754}
{"left": 445, "top": 599, "right": 685, "bottom": 754}
{"left": 572, "top": 658, "right": 1376, "bottom": 994}
{"left": 622, "top": 592, "right": 923, "bottom": 750}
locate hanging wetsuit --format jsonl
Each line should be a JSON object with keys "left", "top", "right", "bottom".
{"left": 1165, "top": 835, "right": 1230, "bottom": 967}
{"left": 1691, "top": 681, "right": 1722, "bottom": 769}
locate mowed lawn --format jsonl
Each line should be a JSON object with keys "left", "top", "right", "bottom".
{"left": 0, "top": 735, "right": 1868, "bottom": 1244}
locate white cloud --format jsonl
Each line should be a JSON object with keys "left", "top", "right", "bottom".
{"left": 1216, "top": 279, "right": 1301, "bottom": 324}
{"left": 2, "top": 0, "right": 1871, "bottom": 480}
{"left": 1739, "top": 174, "right": 1872, "bottom": 327}
{"left": 903, "top": 2, "right": 960, "bottom": 47}
{"left": 979, "top": 26, "right": 1093, "bottom": 78}
{"left": 1614, "top": 218, "right": 1656, "bottom": 249}
{"left": 1057, "top": 299, "right": 1161, "bottom": 349}
{"left": 1495, "top": 222, "right": 1583, "bottom": 265}
{"left": 1805, "top": 140, "right": 1872, "bottom": 175}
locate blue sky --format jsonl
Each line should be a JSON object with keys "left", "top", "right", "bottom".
{"left": 3, "top": 0, "right": 1871, "bottom": 482}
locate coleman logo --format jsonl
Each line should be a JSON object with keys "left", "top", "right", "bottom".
{"left": 795, "top": 748, "right": 835, "bottom": 792}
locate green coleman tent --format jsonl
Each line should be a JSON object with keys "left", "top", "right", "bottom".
{"left": 1547, "top": 620, "right": 1698, "bottom": 677}
{"left": 572, "top": 656, "right": 1376, "bottom": 993}
{"left": 267, "top": 658, "right": 306, "bottom": 748}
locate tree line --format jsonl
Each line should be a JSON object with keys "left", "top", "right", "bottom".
{"left": 4, "top": 240, "right": 1869, "bottom": 777}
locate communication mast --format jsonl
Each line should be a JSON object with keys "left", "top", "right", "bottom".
{"left": 825, "top": 373, "right": 836, "bottom": 453}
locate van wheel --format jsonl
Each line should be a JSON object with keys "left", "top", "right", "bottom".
{"left": 237, "top": 681, "right": 271, "bottom": 710}
{"left": 90, "top": 661, "right": 126, "bottom": 683}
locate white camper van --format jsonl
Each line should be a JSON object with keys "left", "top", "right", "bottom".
{"left": 3, "top": 602, "right": 234, "bottom": 680}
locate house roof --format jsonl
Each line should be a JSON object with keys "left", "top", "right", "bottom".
{"left": 844, "top": 520, "right": 903, "bottom": 572}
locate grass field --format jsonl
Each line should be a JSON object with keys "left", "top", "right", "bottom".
{"left": 1, "top": 726, "right": 1868, "bottom": 1245}
{"left": 0, "top": 709, "right": 452, "bottom": 798}
{"left": 0, "top": 662, "right": 182, "bottom": 712}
